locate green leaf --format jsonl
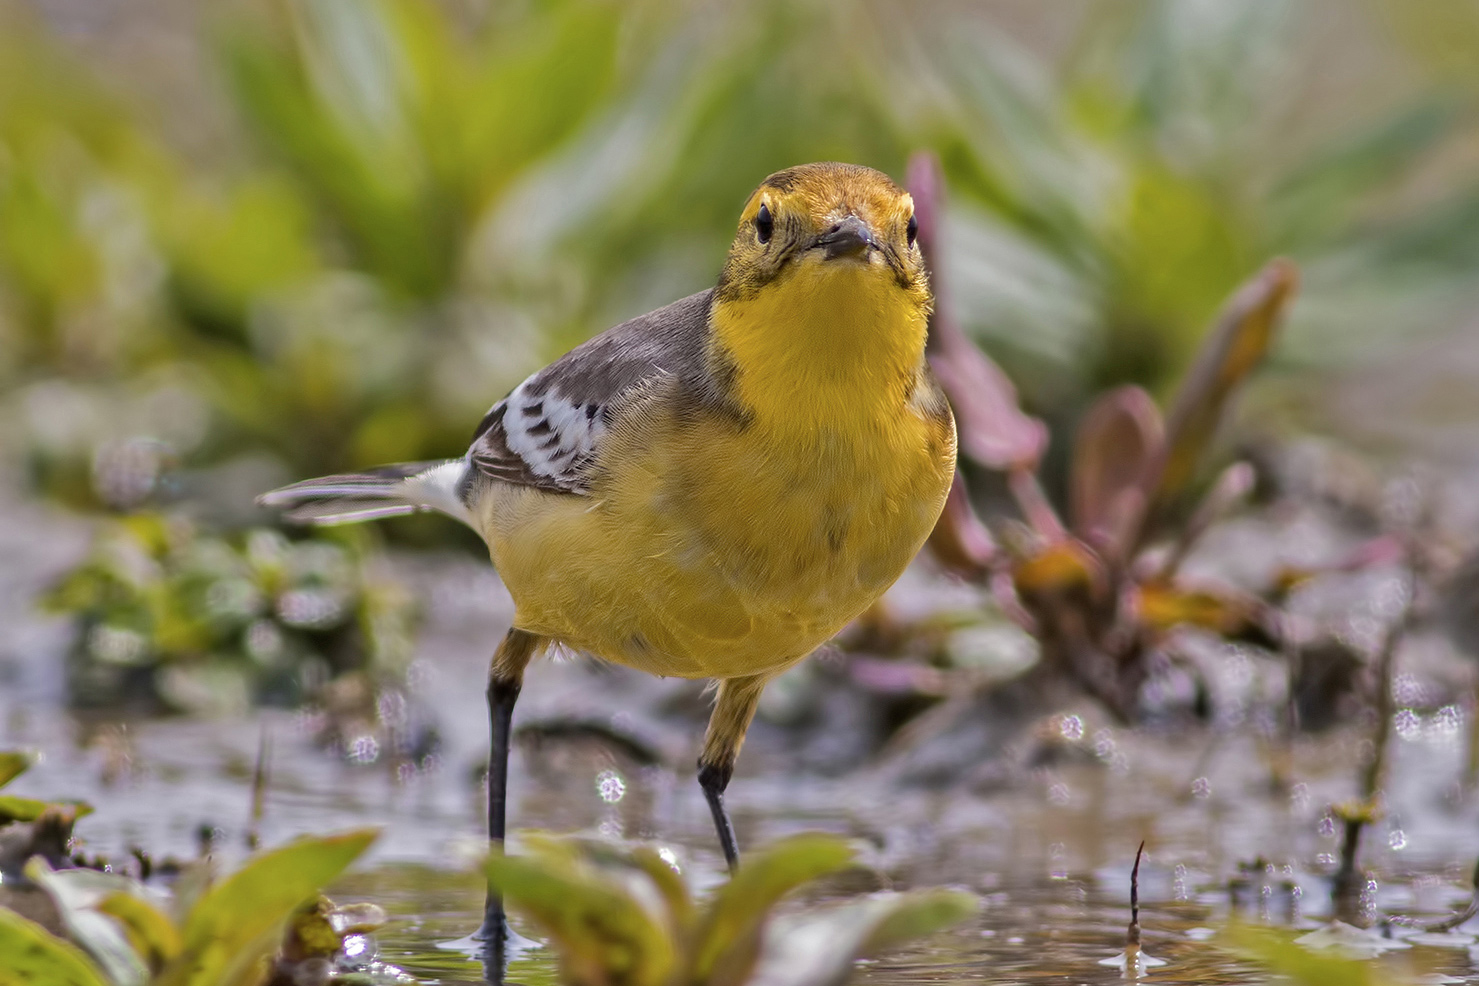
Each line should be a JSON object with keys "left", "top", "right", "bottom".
{"left": 690, "top": 834, "right": 856, "bottom": 986}
{"left": 485, "top": 844, "right": 673, "bottom": 986}
{"left": 748, "top": 889, "right": 979, "bottom": 986}
{"left": 0, "top": 907, "right": 111, "bottom": 986}
{"left": 98, "top": 893, "right": 182, "bottom": 973}
{"left": 0, "top": 752, "right": 32, "bottom": 789}
{"left": 0, "top": 797, "right": 93, "bottom": 825}
{"left": 162, "top": 828, "right": 377, "bottom": 986}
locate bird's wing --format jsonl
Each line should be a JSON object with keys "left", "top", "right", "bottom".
{"left": 468, "top": 289, "right": 717, "bottom": 495}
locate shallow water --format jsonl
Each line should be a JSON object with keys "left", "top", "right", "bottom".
{"left": 11, "top": 690, "right": 1479, "bottom": 984}
{"left": 8, "top": 497, "right": 1479, "bottom": 983}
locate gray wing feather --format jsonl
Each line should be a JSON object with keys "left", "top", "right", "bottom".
{"left": 467, "top": 289, "right": 717, "bottom": 495}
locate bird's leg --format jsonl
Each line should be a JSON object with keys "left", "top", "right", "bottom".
{"left": 477, "top": 628, "right": 542, "bottom": 966}
{"left": 697, "top": 675, "right": 768, "bottom": 876}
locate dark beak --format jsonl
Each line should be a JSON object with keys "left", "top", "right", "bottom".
{"left": 813, "top": 215, "right": 876, "bottom": 260}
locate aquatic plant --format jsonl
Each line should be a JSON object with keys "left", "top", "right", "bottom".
{"left": 0, "top": 828, "right": 380, "bottom": 986}
{"left": 486, "top": 831, "right": 978, "bottom": 986}
{"left": 912, "top": 148, "right": 1295, "bottom": 719}
{"left": 0, "top": 750, "right": 94, "bottom": 883}
{"left": 43, "top": 514, "right": 418, "bottom": 716}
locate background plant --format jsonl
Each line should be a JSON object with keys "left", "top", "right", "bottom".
{"left": 44, "top": 515, "right": 417, "bottom": 715}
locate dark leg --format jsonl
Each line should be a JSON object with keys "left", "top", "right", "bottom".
{"left": 697, "top": 675, "right": 768, "bottom": 876}
{"left": 698, "top": 760, "right": 739, "bottom": 874}
{"left": 476, "top": 629, "right": 541, "bottom": 971}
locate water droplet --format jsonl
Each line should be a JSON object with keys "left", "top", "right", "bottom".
{"left": 243, "top": 620, "right": 284, "bottom": 662}
{"left": 346, "top": 735, "right": 379, "bottom": 764}
{"left": 657, "top": 847, "right": 680, "bottom": 872}
{"left": 1389, "top": 828, "right": 1408, "bottom": 850}
{"left": 596, "top": 769, "right": 626, "bottom": 803}
{"left": 1191, "top": 776, "right": 1212, "bottom": 799}
{"left": 1059, "top": 714, "right": 1083, "bottom": 741}
{"left": 1048, "top": 842, "right": 1068, "bottom": 880}
{"left": 1047, "top": 782, "right": 1071, "bottom": 806}
{"left": 1290, "top": 782, "right": 1310, "bottom": 810}
{"left": 1392, "top": 673, "right": 1425, "bottom": 706}
{"left": 1394, "top": 709, "right": 1422, "bottom": 740}
{"left": 376, "top": 690, "right": 407, "bottom": 728}
{"left": 1433, "top": 704, "right": 1462, "bottom": 739}
{"left": 276, "top": 588, "right": 346, "bottom": 629}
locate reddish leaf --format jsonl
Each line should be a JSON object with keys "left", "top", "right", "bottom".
{"left": 907, "top": 152, "right": 1049, "bottom": 472}
{"left": 1137, "top": 259, "right": 1299, "bottom": 543}
{"left": 927, "top": 470, "right": 997, "bottom": 577}
{"left": 1071, "top": 386, "right": 1163, "bottom": 558}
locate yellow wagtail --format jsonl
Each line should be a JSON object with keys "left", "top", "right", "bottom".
{"left": 260, "top": 162, "right": 956, "bottom": 937}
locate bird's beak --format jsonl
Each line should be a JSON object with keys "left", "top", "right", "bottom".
{"left": 812, "top": 215, "right": 876, "bottom": 261}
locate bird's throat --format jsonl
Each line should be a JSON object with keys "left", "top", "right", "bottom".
{"left": 709, "top": 263, "right": 930, "bottom": 431}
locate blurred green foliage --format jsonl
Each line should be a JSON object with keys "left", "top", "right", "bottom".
{"left": 44, "top": 515, "right": 417, "bottom": 713}
{"left": 0, "top": 750, "right": 91, "bottom": 825}
{"left": 2, "top": 0, "right": 1479, "bottom": 502}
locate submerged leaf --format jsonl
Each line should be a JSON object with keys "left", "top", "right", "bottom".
{"left": 748, "top": 889, "right": 978, "bottom": 986}
{"left": 1222, "top": 922, "right": 1380, "bottom": 984}
{"left": 0, "top": 907, "right": 110, "bottom": 986}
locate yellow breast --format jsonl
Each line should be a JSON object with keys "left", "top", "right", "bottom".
{"left": 481, "top": 260, "right": 955, "bottom": 680}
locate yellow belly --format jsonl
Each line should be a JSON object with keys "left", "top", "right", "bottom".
{"left": 478, "top": 403, "right": 955, "bottom": 680}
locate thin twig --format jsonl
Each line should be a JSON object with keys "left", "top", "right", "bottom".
{"left": 246, "top": 725, "right": 271, "bottom": 851}
{"left": 1360, "top": 568, "right": 1418, "bottom": 800}
{"left": 1128, "top": 841, "right": 1145, "bottom": 950}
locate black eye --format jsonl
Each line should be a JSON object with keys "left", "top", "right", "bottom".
{"left": 755, "top": 203, "right": 774, "bottom": 244}
{"left": 906, "top": 214, "right": 918, "bottom": 247}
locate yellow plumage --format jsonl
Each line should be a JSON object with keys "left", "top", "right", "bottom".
{"left": 481, "top": 249, "right": 955, "bottom": 680}
{"left": 260, "top": 162, "right": 956, "bottom": 891}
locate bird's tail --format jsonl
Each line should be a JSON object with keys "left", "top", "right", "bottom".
{"left": 257, "top": 460, "right": 474, "bottom": 527}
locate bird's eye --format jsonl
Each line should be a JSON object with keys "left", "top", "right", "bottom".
{"left": 755, "top": 203, "right": 774, "bottom": 244}
{"left": 906, "top": 214, "right": 918, "bottom": 248}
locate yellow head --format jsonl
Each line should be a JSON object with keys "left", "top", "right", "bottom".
{"left": 716, "top": 162, "right": 929, "bottom": 305}
{"left": 710, "top": 163, "right": 934, "bottom": 423}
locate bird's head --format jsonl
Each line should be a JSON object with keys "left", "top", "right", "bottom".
{"left": 715, "top": 162, "right": 930, "bottom": 311}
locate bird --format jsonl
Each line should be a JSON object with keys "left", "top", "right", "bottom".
{"left": 258, "top": 161, "right": 956, "bottom": 949}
